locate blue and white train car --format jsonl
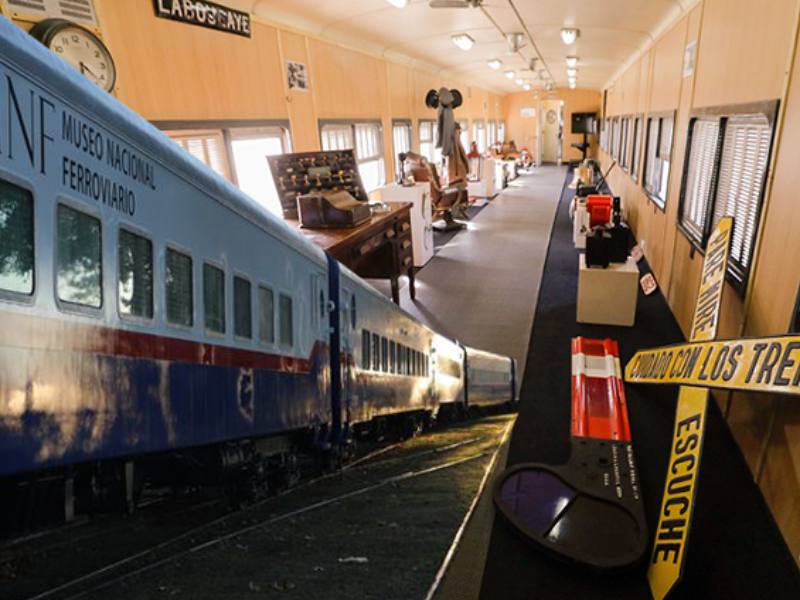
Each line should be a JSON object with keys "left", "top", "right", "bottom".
{"left": 0, "top": 15, "right": 516, "bottom": 530}
{"left": 0, "top": 18, "right": 332, "bottom": 482}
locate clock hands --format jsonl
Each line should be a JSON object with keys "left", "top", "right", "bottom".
{"left": 79, "top": 61, "right": 99, "bottom": 80}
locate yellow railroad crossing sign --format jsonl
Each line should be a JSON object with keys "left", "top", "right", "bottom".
{"left": 644, "top": 217, "right": 732, "bottom": 600}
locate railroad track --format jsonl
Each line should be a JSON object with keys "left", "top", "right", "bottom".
{"left": 4, "top": 419, "right": 505, "bottom": 600}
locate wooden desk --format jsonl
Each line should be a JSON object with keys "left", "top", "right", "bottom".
{"left": 284, "top": 203, "right": 416, "bottom": 305}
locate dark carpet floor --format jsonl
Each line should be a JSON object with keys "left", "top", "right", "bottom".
{"left": 478, "top": 168, "right": 800, "bottom": 599}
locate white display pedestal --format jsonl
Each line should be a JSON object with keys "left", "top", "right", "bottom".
{"left": 577, "top": 255, "right": 639, "bottom": 326}
{"left": 374, "top": 183, "right": 434, "bottom": 267}
{"left": 467, "top": 157, "right": 495, "bottom": 201}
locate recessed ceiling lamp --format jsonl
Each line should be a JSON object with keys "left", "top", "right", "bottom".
{"left": 505, "top": 70, "right": 516, "bottom": 79}
{"left": 515, "top": 78, "right": 524, "bottom": 85}
{"left": 452, "top": 33, "right": 475, "bottom": 51}
{"left": 568, "top": 76, "right": 577, "bottom": 85}
{"left": 561, "top": 28, "right": 579, "bottom": 45}
{"left": 523, "top": 84, "right": 531, "bottom": 91}
{"left": 385, "top": 0, "right": 409, "bottom": 7}
{"left": 566, "top": 56, "right": 578, "bottom": 68}
{"left": 487, "top": 59, "right": 502, "bottom": 70}
{"left": 569, "top": 81, "right": 577, "bottom": 89}
{"left": 567, "top": 68, "right": 577, "bottom": 78}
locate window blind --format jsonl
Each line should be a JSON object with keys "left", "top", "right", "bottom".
{"left": 321, "top": 125, "right": 354, "bottom": 152}
{"left": 682, "top": 120, "right": 720, "bottom": 244}
{"left": 171, "top": 131, "right": 230, "bottom": 181}
{"left": 712, "top": 115, "right": 771, "bottom": 276}
{"left": 644, "top": 118, "right": 660, "bottom": 194}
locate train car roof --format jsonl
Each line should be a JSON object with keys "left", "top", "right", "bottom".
{"left": 0, "top": 16, "right": 327, "bottom": 267}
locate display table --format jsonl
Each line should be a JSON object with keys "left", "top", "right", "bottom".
{"left": 373, "top": 183, "right": 434, "bottom": 267}
{"left": 284, "top": 203, "right": 415, "bottom": 305}
{"left": 577, "top": 255, "right": 638, "bottom": 326}
{"left": 467, "top": 156, "right": 495, "bottom": 200}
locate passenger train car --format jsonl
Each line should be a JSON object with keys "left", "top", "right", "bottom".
{"left": 0, "top": 17, "right": 515, "bottom": 532}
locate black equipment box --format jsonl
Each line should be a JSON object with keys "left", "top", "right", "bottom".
{"left": 267, "top": 150, "right": 367, "bottom": 219}
{"left": 297, "top": 190, "right": 371, "bottom": 229}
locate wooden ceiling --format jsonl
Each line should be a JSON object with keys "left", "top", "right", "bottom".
{"left": 226, "top": 0, "right": 697, "bottom": 93}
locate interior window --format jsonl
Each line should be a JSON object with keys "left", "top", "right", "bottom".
{"left": 631, "top": 117, "right": 643, "bottom": 180}
{"left": 167, "top": 130, "right": 231, "bottom": 181}
{"left": 382, "top": 337, "right": 389, "bottom": 372}
{"left": 229, "top": 127, "right": 290, "bottom": 218}
{"left": 390, "top": 341, "right": 397, "bottom": 374}
{"left": 259, "top": 285, "right": 275, "bottom": 343}
{"left": 392, "top": 121, "right": 412, "bottom": 158}
{"left": 203, "top": 263, "right": 226, "bottom": 334}
{"left": 234, "top": 276, "right": 252, "bottom": 340}
{"left": 419, "top": 120, "right": 440, "bottom": 163}
{"left": 0, "top": 180, "right": 34, "bottom": 295}
{"left": 681, "top": 119, "right": 720, "bottom": 245}
{"left": 118, "top": 229, "right": 153, "bottom": 319}
{"left": 320, "top": 122, "right": 386, "bottom": 192}
{"left": 279, "top": 293, "right": 294, "bottom": 347}
{"left": 166, "top": 248, "right": 193, "bottom": 327}
{"left": 643, "top": 115, "right": 674, "bottom": 209}
{"left": 473, "top": 120, "right": 486, "bottom": 153}
{"left": 57, "top": 204, "right": 102, "bottom": 308}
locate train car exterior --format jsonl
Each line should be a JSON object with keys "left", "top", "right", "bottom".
{"left": 464, "top": 346, "right": 517, "bottom": 408}
{"left": 0, "top": 20, "right": 333, "bottom": 479}
{"left": 0, "top": 16, "right": 516, "bottom": 524}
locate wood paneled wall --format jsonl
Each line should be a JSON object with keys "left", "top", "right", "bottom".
{"left": 27, "top": 0, "right": 507, "bottom": 181}
{"left": 598, "top": 0, "right": 800, "bottom": 562}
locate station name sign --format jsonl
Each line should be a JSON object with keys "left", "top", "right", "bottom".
{"left": 153, "top": 0, "right": 251, "bottom": 38}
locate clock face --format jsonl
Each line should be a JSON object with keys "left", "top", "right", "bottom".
{"left": 31, "top": 20, "right": 116, "bottom": 93}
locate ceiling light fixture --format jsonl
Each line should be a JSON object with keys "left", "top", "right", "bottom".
{"left": 561, "top": 28, "right": 579, "bottom": 45}
{"left": 487, "top": 59, "right": 502, "bottom": 70}
{"left": 567, "top": 68, "right": 577, "bottom": 77}
{"left": 506, "top": 32, "right": 526, "bottom": 53}
{"left": 523, "top": 84, "right": 531, "bottom": 91}
{"left": 569, "top": 81, "right": 577, "bottom": 89}
{"left": 384, "top": 0, "right": 409, "bottom": 7}
{"left": 515, "top": 78, "right": 524, "bottom": 85}
{"left": 566, "top": 56, "right": 578, "bottom": 68}
{"left": 505, "top": 70, "right": 516, "bottom": 79}
{"left": 452, "top": 33, "right": 475, "bottom": 51}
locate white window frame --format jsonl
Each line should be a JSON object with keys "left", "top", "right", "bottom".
{"left": 320, "top": 120, "right": 386, "bottom": 192}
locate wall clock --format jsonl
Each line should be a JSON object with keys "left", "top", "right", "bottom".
{"left": 547, "top": 109, "right": 557, "bottom": 124}
{"left": 29, "top": 19, "right": 116, "bottom": 93}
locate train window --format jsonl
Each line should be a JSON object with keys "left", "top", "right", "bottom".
{"left": 678, "top": 103, "right": 777, "bottom": 294}
{"left": 0, "top": 180, "right": 34, "bottom": 296}
{"left": 234, "top": 276, "right": 252, "bottom": 340}
{"left": 279, "top": 293, "right": 293, "bottom": 347}
{"left": 642, "top": 113, "right": 675, "bottom": 209}
{"left": 118, "top": 229, "right": 153, "bottom": 319}
{"left": 631, "top": 116, "right": 643, "bottom": 181}
{"left": 166, "top": 248, "right": 193, "bottom": 327}
{"left": 392, "top": 120, "right": 413, "bottom": 158}
{"left": 398, "top": 345, "right": 405, "bottom": 375}
{"left": 382, "top": 337, "right": 389, "bottom": 372}
{"left": 259, "top": 286, "right": 275, "bottom": 344}
{"left": 203, "top": 263, "right": 226, "bottom": 334}
{"left": 390, "top": 341, "right": 397, "bottom": 374}
{"left": 372, "top": 332, "right": 380, "bottom": 371}
{"left": 57, "top": 204, "right": 102, "bottom": 308}
{"left": 680, "top": 119, "right": 721, "bottom": 247}
{"left": 409, "top": 349, "right": 415, "bottom": 376}
{"left": 362, "top": 330, "right": 371, "bottom": 369}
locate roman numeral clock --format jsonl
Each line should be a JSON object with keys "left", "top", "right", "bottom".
{"left": 29, "top": 18, "right": 116, "bottom": 93}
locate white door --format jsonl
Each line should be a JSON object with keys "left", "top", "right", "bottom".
{"left": 541, "top": 100, "right": 562, "bottom": 164}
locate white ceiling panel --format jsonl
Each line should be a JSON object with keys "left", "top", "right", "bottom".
{"left": 227, "top": 0, "right": 697, "bottom": 93}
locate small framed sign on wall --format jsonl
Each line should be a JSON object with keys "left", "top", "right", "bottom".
{"left": 286, "top": 61, "right": 309, "bottom": 92}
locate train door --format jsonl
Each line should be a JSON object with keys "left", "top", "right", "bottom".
{"left": 341, "top": 289, "right": 356, "bottom": 427}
